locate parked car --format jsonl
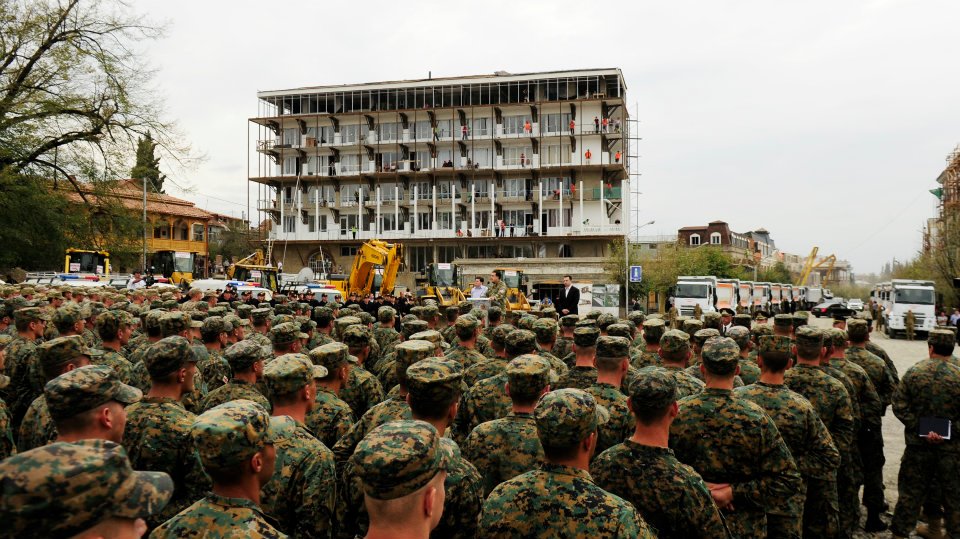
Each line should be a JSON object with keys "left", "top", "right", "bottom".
{"left": 812, "top": 300, "right": 849, "bottom": 318}
{"left": 846, "top": 299, "right": 864, "bottom": 311}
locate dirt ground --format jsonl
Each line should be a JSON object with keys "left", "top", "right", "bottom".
{"left": 807, "top": 316, "right": 931, "bottom": 538}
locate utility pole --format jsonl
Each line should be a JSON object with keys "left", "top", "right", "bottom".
{"left": 142, "top": 178, "right": 147, "bottom": 272}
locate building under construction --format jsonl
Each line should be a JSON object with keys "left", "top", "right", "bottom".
{"left": 926, "top": 144, "right": 960, "bottom": 253}
{"left": 248, "top": 68, "right": 635, "bottom": 289}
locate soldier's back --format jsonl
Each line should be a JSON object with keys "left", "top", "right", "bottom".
{"left": 455, "top": 373, "right": 511, "bottom": 439}
{"left": 433, "top": 438, "right": 484, "bottom": 539}
{"left": 586, "top": 382, "right": 634, "bottom": 455}
{"left": 555, "top": 365, "right": 597, "bottom": 391}
{"left": 463, "top": 357, "right": 507, "bottom": 387}
{"left": 444, "top": 346, "right": 486, "bottom": 371}
{"left": 641, "top": 365, "right": 705, "bottom": 399}
{"left": 97, "top": 349, "right": 134, "bottom": 384}
{"left": 200, "top": 380, "right": 271, "bottom": 414}
{"left": 845, "top": 347, "right": 894, "bottom": 405}
{"left": 149, "top": 492, "right": 287, "bottom": 539}
{"left": 553, "top": 336, "right": 573, "bottom": 361}
{"left": 462, "top": 412, "right": 545, "bottom": 496}
{"left": 331, "top": 397, "right": 411, "bottom": 465}
{"left": 631, "top": 349, "right": 661, "bottom": 369}
{"left": 17, "top": 394, "right": 56, "bottom": 451}
{"left": 304, "top": 386, "right": 354, "bottom": 449}
{"left": 338, "top": 366, "right": 384, "bottom": 419}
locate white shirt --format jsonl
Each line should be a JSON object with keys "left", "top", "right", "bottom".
{"left": 127, "top": 278, "right": 146, "bottom": 290}
{"left": 470, "top": 285, "right": 488, "bottom": 299}
{"left": 563, "top": 286, "right": 573, "bottom": 298}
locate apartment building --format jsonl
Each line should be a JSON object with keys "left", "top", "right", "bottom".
{"left": 249, "top": 69, "right": 631, "bottom": 286}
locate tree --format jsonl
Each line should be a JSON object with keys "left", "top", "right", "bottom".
{"left": 131, "top": 132, "right": 165, "bottom": 193}
{"left": 757, "top": 262, "right": 793, "bottom": 284}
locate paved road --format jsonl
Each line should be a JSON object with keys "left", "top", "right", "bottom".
{"left": 807, "top": 316, "right": 931, "bottom": 538}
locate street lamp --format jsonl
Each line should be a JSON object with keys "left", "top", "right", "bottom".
{"left": 625, "top": 220, "right": 656, "bottom": 313}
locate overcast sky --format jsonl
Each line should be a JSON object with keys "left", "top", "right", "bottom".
{"left": 141, "top": 0, "right": 960, "bottom": 275}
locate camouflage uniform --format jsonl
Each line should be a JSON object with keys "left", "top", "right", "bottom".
{"left": 553, "top": 315, "right": 577, "bottom": 361}
{"left": 890, "top": 329, "right": 960, "bottom": 537}
{"left": 200, "top": 340, "right": 271, "bottom": 413}
{"left": 670, "top": 337, "right": 802, "bottom": 539}
{"left": 0, "top": 439, "right": 174, "bottom": 537}
{"left": 555, "top": 326, "right": 600, "bottom": 391}
{"left": 122, "top": 336, "right": 211, "bottom": 528}
{"left": 199, "top": 317, "right": 235, "bottom": 392}
{"left": 151, "top": 400, "right": 286, "bottom": 539}
{"left": 261, "top": 355, "right": 337, "bottom": 539}
{"left": 642, "top": 364, "right": 706, "bottom": 399}
{"left": 486, "top": 279, "right": 508, "bottom": 309}
{"left": 592, "top": 369, "right": 731, "bottom": 539}
{"left": 338, "top": 325, "right": 385, "bottom": 419}
{"left": 480, "top": 389, "right": 655, "bottom": 538}
{"left": 3, "top": 308, "right": 48, "bottom": 427}
{"left": 0, "top": 335, "right": 15, "bottom": 459}
{"left": 445, "top": 345, "right": 486, "bottom": 371}
{"left": 586, "top": 336, "right": 637, "bottom": 456}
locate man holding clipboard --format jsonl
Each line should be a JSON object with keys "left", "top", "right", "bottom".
{"left": 889, "top": 329, "right": 960, "bottom": 539}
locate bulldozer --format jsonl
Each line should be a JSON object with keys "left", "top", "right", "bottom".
{"left": 496, "top": 267, "right": 532, "bottom": 311}
{"left": 418, "top": 262, "right": 467, "bottom": 306}
{"left": 64, "top": 249, "right": 110, "bottom": 277}
{"left": 227, "top": 250, "right": 280, "bottom": 292}
{"left": 150, "top": 250, "right": 198, "bottom": 286}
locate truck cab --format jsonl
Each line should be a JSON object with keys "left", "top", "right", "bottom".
{"left": 64, "top": 249, "right": 110, "bottom": 278}
{"left": 674, "top": 276, "right": 717, "bottom": 317}
{"left": 715, "top": 279, "right": 740, "bottom": 312}
{"left": 884, "top": 279, "right": 936, "bottom": 338}
{"left": 738, "top": 281, "right": 754, "bottom": 311}
{"left": 770, "top": 284, "right": 783, "bottom": 314}
{"left": 753, "top": 282, "right": 772, "bottom": 314}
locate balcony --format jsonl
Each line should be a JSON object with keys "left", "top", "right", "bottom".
{"left": 148, "top": 238, "right": 208, "bottom": 255}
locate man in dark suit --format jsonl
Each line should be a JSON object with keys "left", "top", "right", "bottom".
{"left": 556, "top": 275, "right": 580, "bottom": 316}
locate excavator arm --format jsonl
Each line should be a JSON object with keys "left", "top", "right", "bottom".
{"left": 348, "top": 240, "right": 404, "bottom": 296}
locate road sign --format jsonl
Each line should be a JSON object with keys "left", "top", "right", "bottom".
{"left": 629, "top": 265, "right": 643, "bottom": 283}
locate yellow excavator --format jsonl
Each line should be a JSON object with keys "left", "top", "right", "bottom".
{"left": 227, "top": 250, "right": 280, "bottom": 291}
{"left": 496, "top": 267, "right": 532, "bottom": 311}
{"left": 319, "top": 240, "right": 404, "bottom": 297}
{"left": 64, "top": 249, "right": 111, "bottom": 277}
{"left": 418, "top": 262, "right": 467, "bottom": 306}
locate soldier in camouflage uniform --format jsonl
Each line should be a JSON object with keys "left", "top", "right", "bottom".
{"left": 246, "top": 307, "right": 274, "bottom": 347}
{"left": 889, "top": 329, "right": 960, "bottom": 539}
{"left": 440, "top": 305, "right": 460, "bottom": 344}
{"left": 45, "top": 363, "right": 142, "bottom": 446}
{"left": 845, "top": 318, "right": 895, "bottom": 530}
{"left": 350, "top": 420, "right": 450, "bottom": 539}
{"left": 127, "top": 309, "right": 166, "bottom": 392}
{"left": 444, "top": 315, "right": 487, "bottom": 371}
{"left": 150, "top": 400, "right": 285, "bottom": 538}
{"left": 480, "top": 388, "right": 655, "bottom": 538}
{"left": 552, "top": 315, "right": 577, "bottom": 361}
{"left": 531, "top": 317, "right": 569, "bottom": 377}
{"left": 462, "top": 324, "right": 514, "bottom": 387}
{"left": 727, "top": 325, "right": 761, "bottom": 385}
{"left": 306, "top": 342, "right": 356, "bottom": 449}
{"left": 261, "top": 353, "right": 337, "bottom": 539}
{"left": 159, "top": 312, "right": 207, "bottom": 415}
{"left": 479, "top": 307, "right": 503, "bottom": 357}
{"left": 307, "top": 307, "right": 335, "bottom": 350}
{"left": 485, "top": 271, "right": 509, "bottom": 310}
{"left": 95, "top": 309, "right": 136, "bottom": 385}
{"left": 639, "top": 329, "right": 706, "bottom": 398}
{"left": 682, "top": 318, "right": 704, "bottom": 336}
{"left": 18, "top": 335, "right": 100, "bottom": 450}
{"left": 783, "top": 326, "right": 855, "bottom": 538}
{"left": 373, "top": 306, "right": 401, "bottom": 357}
{"left": 736, "top": 334, "right": 840, "bottom": 539}
{"left": 3, "top": 307, "right": 49, "bottom": 429}
{"left": 122, "top": 335, "right": 210, "bottom": 529}
{"left": 555, "top": 326, "right": 600, "bottom": 390}
{"left": 0, "top": 439, "right": 173, "bottom": 537}
{"left": 905, "top": 309, "right": 916, "bottom": 341}
{"left": 633, "top": 318, "right": 665, "bottom": 369}
{"left": 587, "top": 336, "right": 636, "bottom": 457}
{"left": 670, "top": 336, "right": 802, "bottom": 539}
{"left": 198, "top": 316, "right": 233, "bottom": 392}
{"left": 372, "top": 320, "right": 429, "bottom": 389}
{"left": 200, "top": 340, "right": 271, "bottom": 413}
{"left": 592, "top": 368, "right": 732, "bottom": 538}
{"left": 0, "top": 335, "right": 14, "bottom": 459}
{"left": 463, "top": 354, "right": 552, "bottom": 495}
{"left": 338, "top": 324, "right": 385, "bottom": 419}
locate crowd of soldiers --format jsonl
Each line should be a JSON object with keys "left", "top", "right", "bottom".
{"left": 0, "top": 281, "right": 957, "bottom": 539}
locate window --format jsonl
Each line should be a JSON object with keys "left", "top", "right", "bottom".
{"left": 308, "top": 252, "right": 330, "bottom": 274}
{"left": 558, "top": 244, "right": 573, "bottom": 257}
{"left": 710, "top": 232, "right": 721, "bottom": 245}
{"left": 340, "top": 215, "right": 358, "bottom": 235}
{"left": 504, "top": 179, "right": 525, "bottom": 198}
{"left": 438, "top": 246, "right": 457, "bottom": 263}
{"left": 340, "top": 124, "right": 359, "bottom": 144}
{"left": 690, "top": 234, "right": 701, "bottom": 246}
{"left": 282, "top": 216, "right": 296, "bottom": 233}
{"left": 502, "top": 115, "right": 532, "bottom": 135}
{"left": 408, "top": 246, "right": 432, "bottom": 273}
{"left": 377, "top": 122, "right": 399, "bottom": 142}
{"left": 468, "top": 245, "right": 496, "bottom": 258}
{"left": 307, "top": 215, "right": 316, "bottom": 233}
{"left": 543, "top": 145, "right": 571, "bottom": 165}
{"left": 192, "top": 224, "right": 204, "bottom": 242}
{"left": 437, "top": 212, "right": 452, "bottom": 230}
{"left": 414, "top": 121, "right": 431, "bottom": 140}
{"left": 543, "top": 113, "right": 572, "bottom": 134}
{"left": 417, "top": 212, "right": 433, "bottom": 230}
{"left": 381, "top": 213, "right": 397, "bottom": 231}
{"left": 503, "top": 146, "right": 532, "bottom": 167}
{"left": 411, "top": 181, "right": 431, "bottom": 200}
{"left": 503, "top": 244, "right": 533, "bottom": 257}
{"left": 435, "top": 120, "right": 452, "bottom": 139}
{"left": 469, "top": 148, "right": 492, "bottom": 167}
{"left": 340, "top": 246, "right": 358, "bottom": 257}
{"left": 283, "top": 157, "right": 299, "bottom": 176}
{"left": 153, "top": 220, "right": 169, "bottom": 239}
{"left": 282, "top": 128, "right": 299, "bottom": 146}
{"left": 471, "top": 117, "right": 491, "bottom": 137}
{"left": 320, "top": 215, "right": 327, "bottom": 231}
{"left": 437, "top": 181, "right": 453, "bottom": 199}
{"left": 341, "top": 184, "right": 360, "bottom": 206}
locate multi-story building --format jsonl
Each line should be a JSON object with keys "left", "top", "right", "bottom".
{"left": 249, "top": 69, "right": 631, "bottom": 288}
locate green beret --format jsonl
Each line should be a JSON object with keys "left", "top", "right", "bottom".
{"left": 534, "top": 388, "right": 609, "bottom": 448}
{"left": 45, "top": 364, "right": 141, "bottom": 420}
{"left": 701, "top": 336, "right": 740, "bottom": 375}
{"left": 659, "top": 329, "right": 690, "bottom": 354}
{"left": 191, "top": 400, "right": 277, "bottom": 472}
{"left": 144, "top": 336, "right": 197, "bottom": 378}
{"left": 264, "top": 353, "right": 328, "bottom": 395}
{"left": 350, "top": 420, "right": 449, "bottom": 500}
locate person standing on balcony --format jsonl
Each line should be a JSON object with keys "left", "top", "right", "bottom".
{"left": 594, "top": 116, "right": 600, "bottom": 133}
{"left": 524, "top": 120, "right": 532, "bottom": 135}
{"left": 585, "top": 149, "right": 592, "bottom": 164}
{"left": 569, "top": 119, "right": 576, "bottom": 135}
{"left": 615, "top": 151, "right": 622, "bottom": 164}
{"left": 433, "top": 125, "right": 440, "bottom": 141}
{"left": 462, "top": 124, "right": 468, "bottom": 140}
{"left": 602, "top": 117, "right": 609, "bottom": 133}
{"left": 520, "top": 152, "right": 526, "bottom": 168}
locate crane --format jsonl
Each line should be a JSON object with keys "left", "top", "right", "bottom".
{"left": 797, "top": 247, "right": 819, "bottom": 286}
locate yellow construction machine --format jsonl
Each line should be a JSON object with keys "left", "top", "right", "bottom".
{"left": 319, "top": 240, "right": 404, "bottom": 297}
{"left": 64, "top": 249, "right": 111, "bottom": 277}
{"left": 496, "top": 267, "right": 532, "bottom": 311}
{"left": 227, "top": 250, "right": 280, "bottom": 291}
{"left": 150, "top": 250, "right": 198, "bottom": 285}
{"left": 418, "top": 262, "right": 467, "bottom": 306}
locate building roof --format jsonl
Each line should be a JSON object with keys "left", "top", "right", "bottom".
{"left": 61, "top": 180, "right": 213, "bottom": 221}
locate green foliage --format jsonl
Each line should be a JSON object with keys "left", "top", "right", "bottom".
{"left": 0, "top": 171, "right": 75, "bottom": 269}
{"left": 130, "top": 132, "right": 165, "bottom": 193}
{"left": 209, "top": 226, "right": 256, "bottom": 266}
{"left": 757, "top": 262, "right": 793, "bottom": 284}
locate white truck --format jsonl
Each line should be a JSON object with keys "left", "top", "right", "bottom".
{"left": 805, "top": 286, "right": 824, "bottom": 309}
{"left": 738, "top": 281, "right": 754, "bottom": 311}
{"left": 753, "top": 282, "right": 772, "bottom": 314}
{"left": 715, "top": 279, "right": 740, "bottom": 313}
{"left": 881, "top": 279, "right": 937, "bottom": 338}
{"left": 674, "top": 276, "right": 717, "bottom": 317}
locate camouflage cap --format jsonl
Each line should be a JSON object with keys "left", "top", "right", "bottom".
{"left": 223, "top": 340, "right": 266, "bottom": 371}
{"left": 420, "top": 305, "right": 439, "bottom": 319}
{"left": 702, "top": 312, "right": 722, "bottom": 330}
{"left": 596, "top": 336, "right": 630, "bottom": 360}
{"left": 486, "top": 306, "right": 503, "bottom": 322}
{"left": 490, "top": 323, "right": 516, "bottom": 348}
{"left": 643, "top": 318, "right": 666, "bottom": 338}
{"left": 457, "top": 300, "right": 474, "bottom": 315}
{"left": 606, "top": 323, "right": 633, "bottom": 339}
{"left": 143, "top": 310, "right": 166, "bottom": 332}
{"left": 159, "top": 312, "right": 192, "bottom": 336}
{"left": 271, "top": 322, "right": 307, "bottom": 345}
{"left": 560, "top": 314, "right": 579, "bottom": 328}
{"left": 272, "top": 314, "right": 296, "bottom": 327}
{"left": 45, "top": 364, "right": 142, "bottom": 420}
{"left": 792, "top": 312, "right": 809, "bottom": 328}
{"left": 358, "top": 311, "right": 376, "bottom": 326}
{"left": 377, "top": 306, "right": 397, "bottom": 322}
{"left": 627, "top": 311, "right": 646, "bottom": 326}
{"left": 334, "top": 315, "right": 362, "bottom": 335}
{"left": 585, "top": 310, "right": 603, "bottom": 320}
{"left": 406, "top": 357, "right": 464, "bottom": 402}
{"left": 573, "top": 326, "right": 600, "bottom": 347}
{"left": 506, "top": 354, "right": 556, "bottom": 399}
{"left": 733, "top": 313, "right": 753, "bottom": 327}
{"left": 410, "top": 329, "right": 449, "bottom": 350}
{"left": 264, "top": 353, "right": 328, "bottom": 395}
{"left": 224, "top": 314, "right": 248, "bottom": 329}
{"left": 401, "top": 319, "right": 430, "bottom": 339}
{"left": 0, "top": 440, "right": 173, "bottom": 537}
{"left": 0, "top": 334, "right": 12, "bottom": 350}
{"left": 759, "top": 335, "right": 793, "bottom": 357}
{"left": 628, "top": 368, "right": 677, "bottom": 412}
{"left": 251, "top": 307, "right": 272, "bottom": 322}
{"left": 928, "top": 328, "right": 956, "bottom": 348}
{"left": 726, "top": 326, "right": 751, "bottom": 349}
{"left": 574, "top": 318, "right": 598, "bottom": 329}
{"left": 201, "top": 316, "right": 233, "bottom": 336}
{"left": 53, "top": 304, "right": 83, "bottom": 327}
{"left": 773, "top": 314, "right": 793, "bottom": 328}
{"left": 236, "top": 304, "right": 254, "bottom": 317}
{"left": 343, "top": 325, "right": 372, "bottom": 348}
{"left": 701, "top": 336, "right": 741, "bottom": 375}
{"left": 795, "top": 326, "right": 823, "bottom": 349}
{"left": 532, "top": 318, "right": 559, "bottom": 342}
{"left": 38, "top": 335, "right": 103, "bottom": 372}
{"left": 312, "top": 306, "right": 334, "bottom": 325}
{"left": 394, "top": 340, "right": 436, "bottom": 369}
{"left": 534, "top": 388, "right": 609, "bottom": 448}
{"left": 752, "top": 324, "right": 773, "bottom": 339}
{"left": 825, "top": 328, "right": 848, "bottom": 348}
{"left": 681, "top": 319, "right": 703, "bottom": 335}
{"left": 144, "top": 336, "right": 197, "bottom": 378}
{"left": 351, "top": 420, "right": 449, "bottom": 500}
{"left": 191, "top": 400, "right": 277, "bottom": 471}
{"left": 309, "top": 341, "right": 357, "bottom": 372}
{"left": 846, "top": 318, "right": 869, "bottom": 341}
{"left": 454, "top": 314, "right": 480, "bottom": 336}
{"left": 692, "top": 328, "right": 721, "bottom": 347}
{"left": 14, "top": 307, "right": 51, "bottom": 322}
{"left": 208, "top": 306, "right": 228, "bottom": 318}
{"left": 161, "top": 300, "right": 180, "bottom": 310}
{"left": 659, "top": 329, "right": 691, "bottom": 354}
{"left": 516, "top": 315, "right": 535, "bottom": 331}
{"left": 445, "top": 305, "right": 460, "bottom": 318}
{"left": 596, "top": 313, "right": 617, "bottom": 331}
{"left": 505, "top": 329, "right": 537, "bottom": 356}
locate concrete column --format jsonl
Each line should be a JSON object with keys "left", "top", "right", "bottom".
{"left": 395, "top": 186, "right": 399, "bottom": 235}
{"left": 413, "top": 185, "right": 418, "bottom": 235}
{"left": 471, "top": 181, "right": 476, "bottom": 233}
{"left": 579, "top": 180, "right": 584, "bottom": 234}
{"left": 432, "top": 185, "right": 437, "bottom": 232}
{"left": 490, "top": 181, "right": 495, "bottom": 235}
{"left": 358, "top": 186, "right": 363, "bottom": 238}
{"left": 376, "top": 186, "right": 382, "bottom": 235}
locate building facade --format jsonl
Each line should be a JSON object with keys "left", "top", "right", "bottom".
{"left": 249, "top": 69, "right": 631, "bottom": 288}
